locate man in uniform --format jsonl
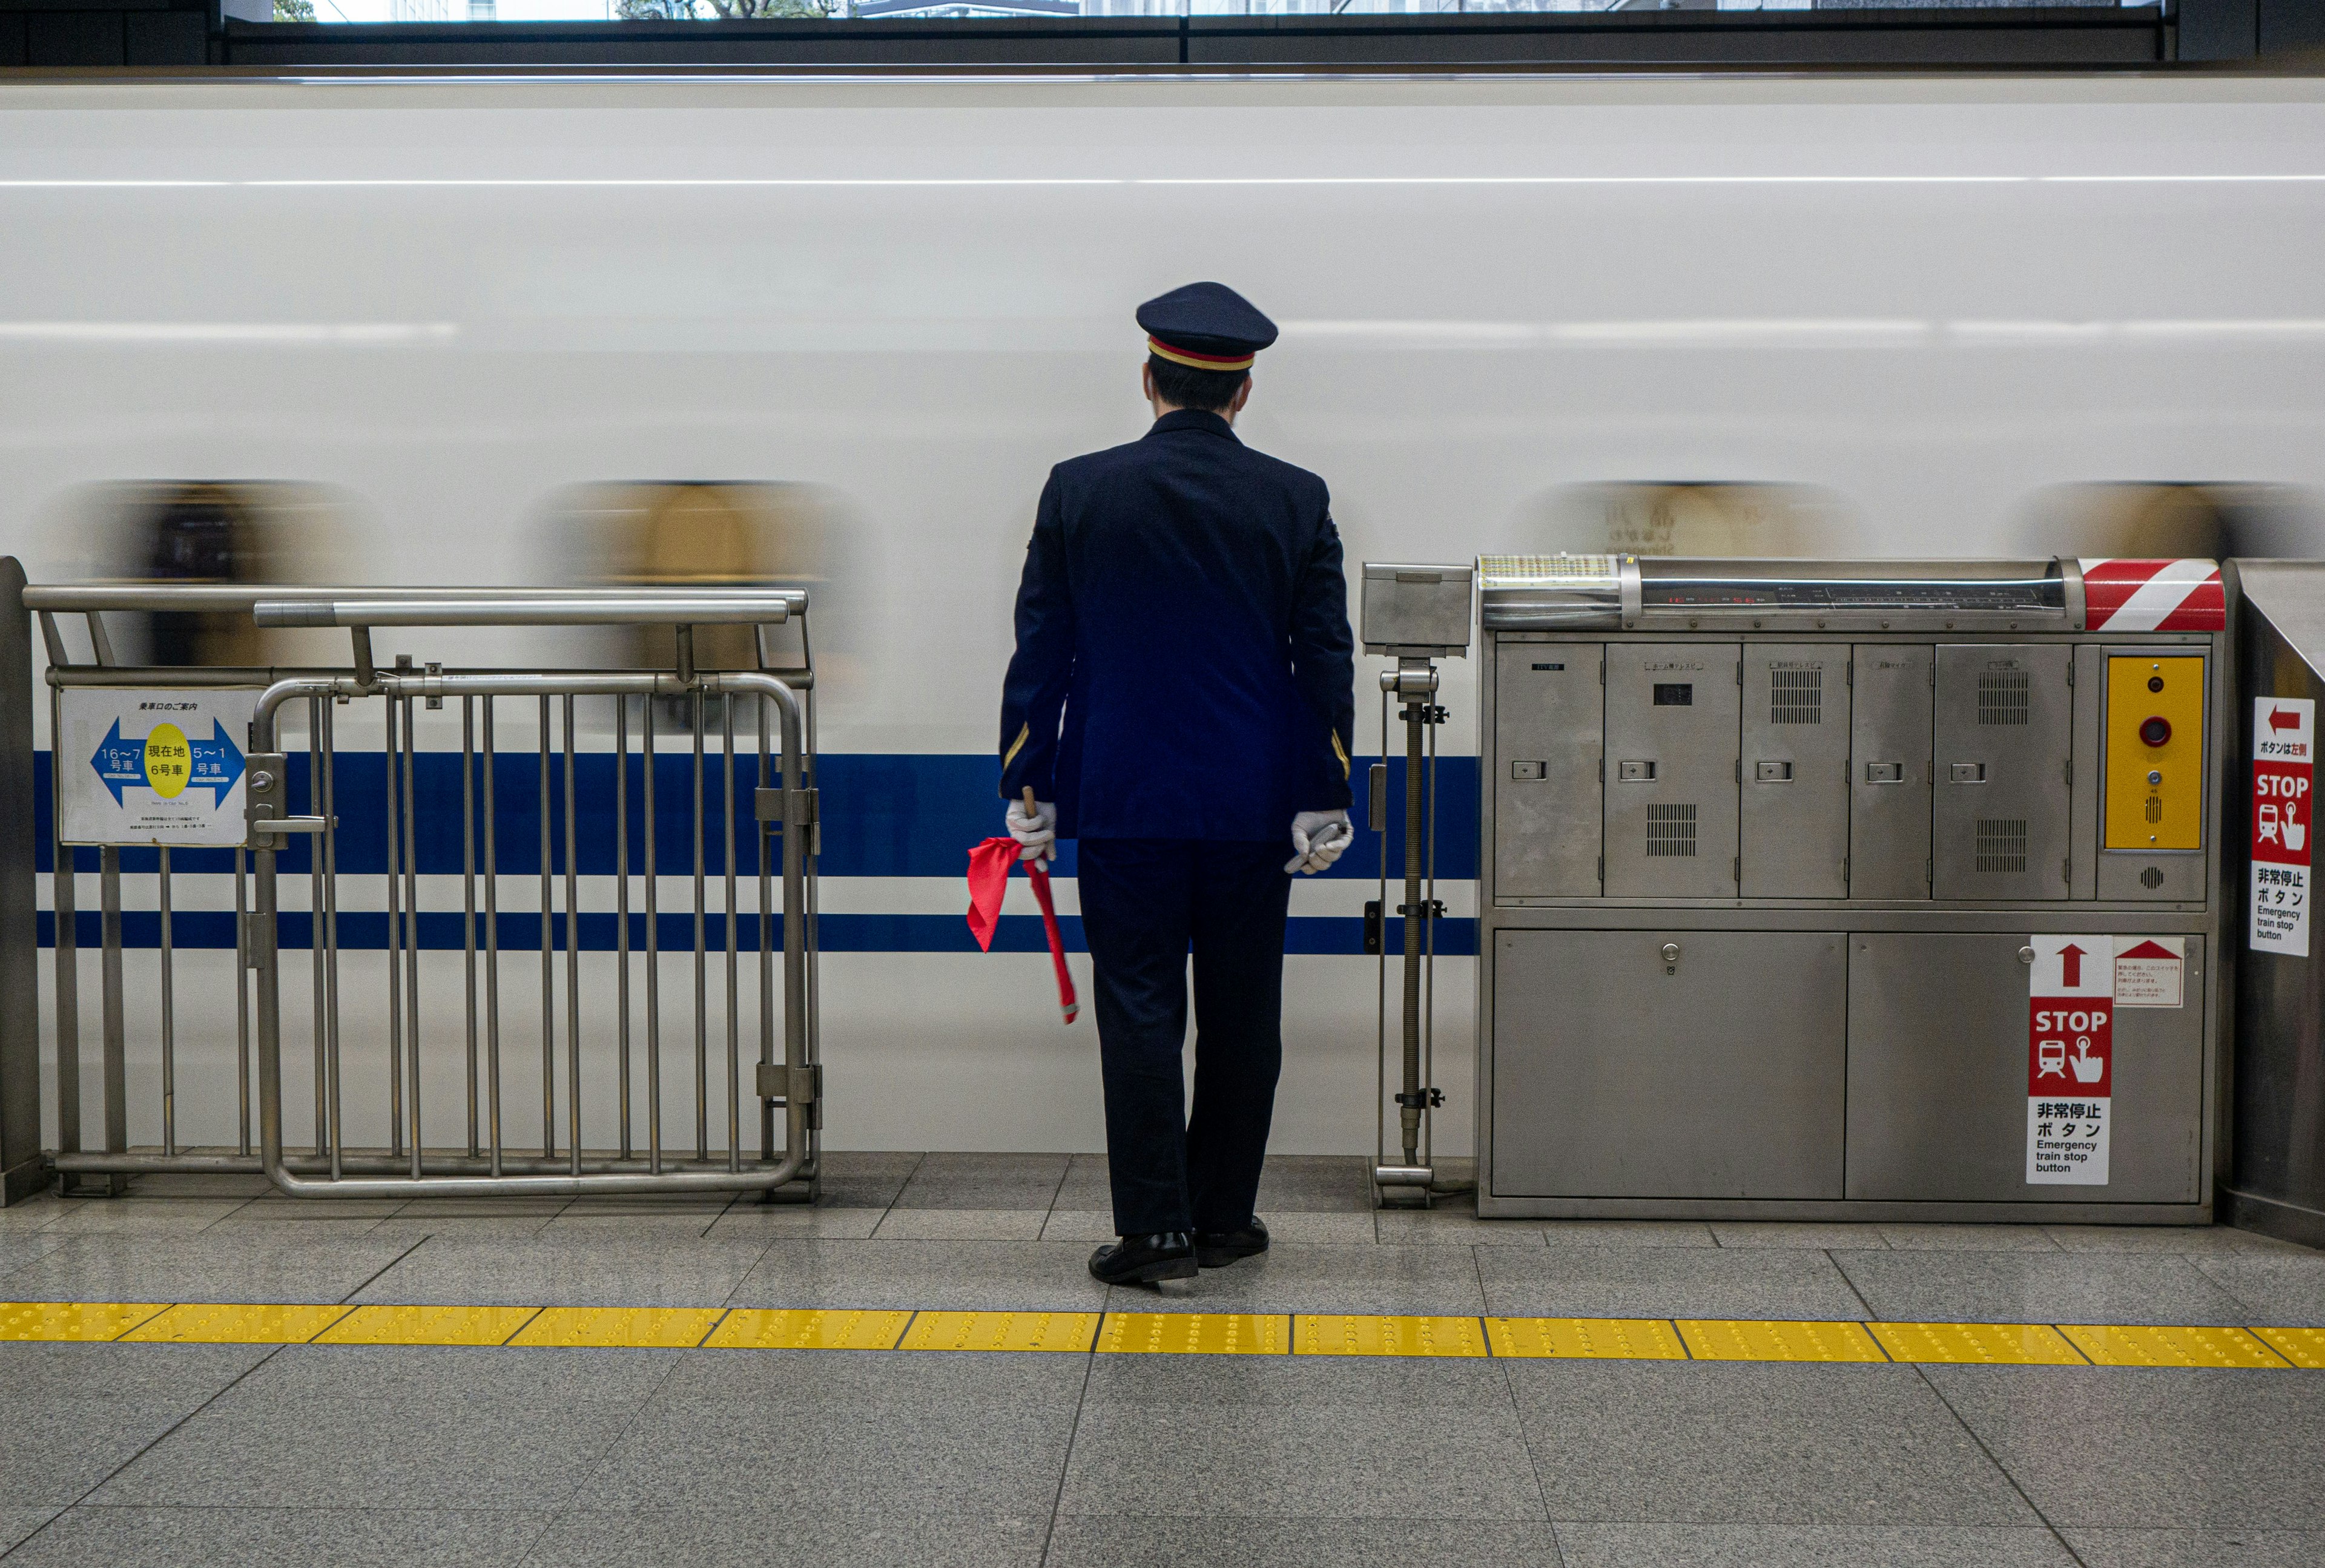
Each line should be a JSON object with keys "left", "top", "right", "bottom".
{"left": 997, "top": 282, "right": 1357, "bottom": 1286}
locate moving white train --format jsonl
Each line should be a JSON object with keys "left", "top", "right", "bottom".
{"left": 4, "top": 69, "right": 2324, "bottom": 1159}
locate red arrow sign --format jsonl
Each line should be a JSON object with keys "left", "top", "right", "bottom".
{"left": 2272, "top": 708, "right": 2304, "bottom": 733}
{"left": 2058, "top": 944, "right": 2086, "bottom": 987}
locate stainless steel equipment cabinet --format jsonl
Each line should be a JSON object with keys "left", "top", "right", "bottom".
{"left": 1477, "top": 556, "right": 2226, "bottom": 1222}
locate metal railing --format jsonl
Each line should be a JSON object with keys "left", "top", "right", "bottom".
{"left": 7, "top": 573, "right": 824, "bottom": 1200}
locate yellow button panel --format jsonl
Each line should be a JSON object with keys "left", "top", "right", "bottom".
{"left": 2106, "top": 655, "right": 2205, "bottom": 851}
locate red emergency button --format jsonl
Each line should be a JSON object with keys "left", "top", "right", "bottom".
{"left": 2139, "top": 716, "right": 2172, "bottom": 747}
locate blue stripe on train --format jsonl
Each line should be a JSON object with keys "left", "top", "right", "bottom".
{"left": 35, "top": 910, "right": 1479, "bottom": 958}
{"left": 33, "top": 751, "right": 1480, "bottom": 883}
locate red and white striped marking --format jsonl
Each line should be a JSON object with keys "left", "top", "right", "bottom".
{"left": 2079, "top": 558, "right": 2225, "bottom": 632}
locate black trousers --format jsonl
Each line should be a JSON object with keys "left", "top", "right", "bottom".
{"left": 1077, "top": 838, "right": 1294, "bottom": 1237}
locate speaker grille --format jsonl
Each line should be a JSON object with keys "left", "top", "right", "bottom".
{"left": 1646, "top": 803, "right": 1698, "bottom": 858}
{"left": 1975, "top": 817, "right": 2030, "bottom": 874}
{"left": 1769, "top": 667, "right": 1822, "bottom": 725}
{"left": 1977, "top": 670, "right": 2031, "bottom": 726}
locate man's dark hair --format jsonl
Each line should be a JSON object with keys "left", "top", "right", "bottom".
{"left": 1148, "top": 354, "right": 1249, "bottom": 415}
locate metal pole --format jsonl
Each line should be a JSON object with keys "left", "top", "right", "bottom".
{"left": 157, "top": 845, "right": 174, "bottom": 1158}
{"left": 236, "top": 842, "right": 252, "bottom": 1157}
{"left": 462, "top": 697, "right": 479, "bottom": 1158}
{"left": 383, "top": 696, "right": 404, "bottom": 1158}
{"left": 305, "top": 697, "right": 323, "bottom": 1158}
{"left": 482, "top": 698, "right": 502, "bottom": 1178}
{"left": 538, "top": 694, "right": 554, "bottom": 1159}
{"left": 1400, "top": 672, "right": 1425, "bottom": 1169}
{"left": 723, "top": 694, "right": 739, "bottom": 1171}
{"left": 644, "top": 696, "right": 661, "bottom": 1176}
{"left": 401, "top": 695, "right": 421, "bottom": 1179}
{"left": 757, "top": 693, "right": 774, "bottom": 1165}
{"left": 99, "top": 846, "right": 125, "bottom": 1163}
{"left": 321, "top": 699, "right": 343, "bottom": 1179}
{"left": 615, "top": 697, "right": 632, "bottom": 1161}
{"left": 563, "top": 695, "right": 581, "bottom": 1178}
{"left": 693, "top": 688, "right": 707, "bottom": 1162}
{"left": 50, "top": 686, "right": 81, "bottom": 1164}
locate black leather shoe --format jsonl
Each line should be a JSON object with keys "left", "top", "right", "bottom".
{"left": 1089, "top": 1231, "right": 1198, "bottom": 1286}
{"left": 1193, "top": 1217, "right": 1269, "bottom": 1269}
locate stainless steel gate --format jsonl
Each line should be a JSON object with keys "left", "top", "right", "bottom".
{"left": 13, "top": 578, "right": 823, "bottom": 1200}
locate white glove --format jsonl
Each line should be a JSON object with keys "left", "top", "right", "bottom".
{"left": 1285, "top": 809, "right": 1354, "bottom": 875}
{"left": 1006, "top": 799, "right": 1058, "bottom": 863}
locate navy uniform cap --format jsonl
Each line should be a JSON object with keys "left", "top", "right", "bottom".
{"left": 1137, "top": 281, "right": 1278, "bottom": 372}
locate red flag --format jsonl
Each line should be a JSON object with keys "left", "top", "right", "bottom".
{"left": 966, "top": 838, "right": 1078, "bottom": 1024}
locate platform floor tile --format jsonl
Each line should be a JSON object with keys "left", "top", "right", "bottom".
{"left": 315, "top": 1304, "right": 542, "bottom": 1346}
{"left": 900, "top": 1309, "right": 1100, "bottom": 1352}
{"left": 1870, "top": 1322, "right": 2089, "bottom": 1365}
{"left": 1677, "top": 1317, "right": 1888, "bottom": 1362}
{"left": 2252, "top": 1325, "right": 2325, "bottom": 1369}
{"left": 0, "top": 1302, "right": 167, "bottom": 1342}
{"left": 509, "top": 1306, "right": 724, "bottom": 1348}
{"left": 1293, "top": 1314, "right": 1487, "bottom": 1357}
{"left": 1483, "top": 1316, "right": 1687, "bottom": 1360}
{"left": 2060, "top": 1323, "right": 2292, "bottom": 1368}
{"left": 120, "top": 1303, "right": 351, "bottom": 1345}
{"left": 1097, "top": 1312, "right": 1289, "bottom": 1355}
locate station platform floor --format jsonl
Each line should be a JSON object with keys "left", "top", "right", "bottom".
{"left": 3, "top": 1154, "right": 2324, "bottom": 1568}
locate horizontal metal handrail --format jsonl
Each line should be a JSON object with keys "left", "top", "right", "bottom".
{"left": 26, "top": 582, "right": 808, "bottom": 614}
{"left": 255, "top": 595, "right": 801, "bottom": 628}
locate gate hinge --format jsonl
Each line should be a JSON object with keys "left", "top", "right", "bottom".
{"left": 756, "top": 786, "right": 819, "bottom": 829}
{"left": 1363, "top": 899, "right": 1383, "bottom": 956}
{"left": 757, "top": 1061, "right": 822, "bottom": 1108}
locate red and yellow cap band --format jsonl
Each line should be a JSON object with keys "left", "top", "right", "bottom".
{"left": 1147, "top": 335, "right": 1255, "bottom": 373}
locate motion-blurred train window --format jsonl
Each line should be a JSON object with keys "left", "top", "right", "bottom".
{"left": 1525, "top": 482, "right": 1853, "bottom": 559}
{"left": 76, "top": 481, "right": 351, "bottom": 669}
{"left": 2016, "top": 484, "right": 2325, "bottom": 563}
{"left": 557, "top": 481, "right": 838, "bottom": 677}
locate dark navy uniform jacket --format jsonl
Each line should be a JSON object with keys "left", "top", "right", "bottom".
{"left": 999, "top": 409, "right": 1356, "bottom": 843}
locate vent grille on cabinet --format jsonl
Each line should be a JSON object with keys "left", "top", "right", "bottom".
{"left": 1769, "top": 667, "right": 1823, "bottom": 725}
{"left": 1975, "top": 817, "right": 2030, "bottom": 874}
{"left": 1977, "top": 670, "right": 2031, "bottom": 726}
{"left": 1646, "top": 803, "right": 1698, "bottom": 858}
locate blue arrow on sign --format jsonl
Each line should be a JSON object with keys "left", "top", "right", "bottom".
{"left": 90, "top": 718, "right": 146, "bottom": 806}
{"left": 89, "top": 717, "right": 246, "bottom": 808}
{"left": 186, "top": 720, "right": 245, "bottom": 805}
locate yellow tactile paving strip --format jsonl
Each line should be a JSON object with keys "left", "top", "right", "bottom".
{"left": 2252, "top": 1326, "right": 2325, "bottom": 1369}
{"left": 901, "top": 1311, "right": 1100, "bottom": 1353}
{"left": 318, "top": 1305, "right": 542, "bottom": 1347}
{"left": 6, "top": 1302, "right": 2323, "bottom": 1365}
{"left": 1870, "top": 1322, "right": 2089, "bottom": 1366}
{"left": 2060, "top": 1324, "right": 2291, "bottom": 1369}
{"left": 1486, "top": 1316, "right": 1688, "bottom": 1360}
{"left": 122, "top": 1304, "right": 352, "bottom": 1345}
{"left": 1296, "top": 1314, "right": 1487, "bottom": 1357}
{"left": 713, "top": 1308, "right": 915, "bottom": 1351}
{"left": 1099, "top": 1312, "right": 1290, "bottom": 1355}
{"left": 1679, "top": 1318, "right": 1888, "bottom": 1363}
{"left": 510, "top": 1306, "right": 725, "bottom": 1348}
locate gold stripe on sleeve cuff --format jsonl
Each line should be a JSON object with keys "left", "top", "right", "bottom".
{"left": 1000, "top": 723, "right": 1031, "bottom": 780}
{"left": 1331, "top": 730, "right": 1351, "bottom": 779}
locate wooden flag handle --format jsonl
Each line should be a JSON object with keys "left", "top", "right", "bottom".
{"left": 1022, "top": 787, "right": 1038, "bottom": 817}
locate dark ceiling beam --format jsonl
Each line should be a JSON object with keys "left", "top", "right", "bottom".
{"left": 207, "top": 8, "right": 2174, "bottom": 73}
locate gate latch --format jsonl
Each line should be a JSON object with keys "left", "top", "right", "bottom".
{"left": 1394, "top": 1088, "right": 1445, "bottom": 1110}
{"left": 243, "top": 754, "right": 325, "bottom": 846}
